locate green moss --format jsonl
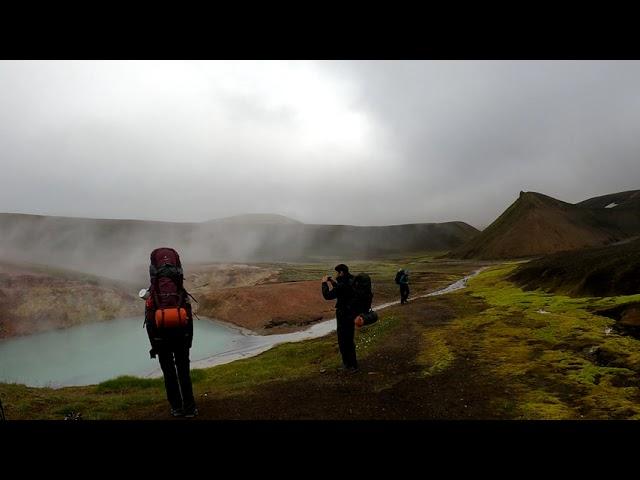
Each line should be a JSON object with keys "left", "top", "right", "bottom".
{"left": 417, "top": 329, "right": 454, "bottom": 376}
{"left": 518, "top": 391, "right": 577, "bottom": 419}
{"left": 453, "top": 264, "right": 640, "bottom": 419}
{"left": 96, "top": 376, "right": 164, "bottom": 392}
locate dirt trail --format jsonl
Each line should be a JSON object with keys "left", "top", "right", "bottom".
{"left": 143, "top": 286, "right": 511, "bottom": 420}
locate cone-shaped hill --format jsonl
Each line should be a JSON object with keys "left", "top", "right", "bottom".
{"left": 447, "top": 190, "right": 640, "bottom": 259}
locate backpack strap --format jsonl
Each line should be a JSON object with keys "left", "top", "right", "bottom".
{"left": 152, "top": 277, "right": 161, "bottom": 312}
{"left": 185, "top": 290, "right": 199, "bottom": 304}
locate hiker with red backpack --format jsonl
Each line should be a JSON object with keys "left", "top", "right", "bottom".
{"left": 322, "top": 264, "right": 375, "bottom": 374}
{"left": 143, "top": 247, "right": 198, "bottom": 418}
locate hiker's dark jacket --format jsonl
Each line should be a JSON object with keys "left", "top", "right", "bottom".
{"left": 322, "top": 273, "right": 359, "bottom": 368}
{"left": 322, "top": 273, "right": 355, "bottom": 314}
{"left": 399, "top": 273, "right": 409, "bottom": 285}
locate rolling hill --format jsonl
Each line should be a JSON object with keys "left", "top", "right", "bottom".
{"left": 576, "top": 189, "right": 640, "bottom": 210}
{"left": 447, "top": 190, "right": 640, "bottom": 260}
{"left": 509, "top": 237, "right": 640, "bottom": 297}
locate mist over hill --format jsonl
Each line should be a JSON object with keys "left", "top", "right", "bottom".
{"left": 0, "top": 212, "right": 478, "bottom": 283}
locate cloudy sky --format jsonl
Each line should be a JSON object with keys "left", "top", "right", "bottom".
{"left": 1, "top": 60, "right": 639, "bottom": 229}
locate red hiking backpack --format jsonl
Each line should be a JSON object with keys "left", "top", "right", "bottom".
{"left": 148, "top": 247, "right": 191, "bottom": 328}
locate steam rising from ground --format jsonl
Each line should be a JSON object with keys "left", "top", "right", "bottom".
{"left": 0, "top": 213, "right": 476, "bottom": 283}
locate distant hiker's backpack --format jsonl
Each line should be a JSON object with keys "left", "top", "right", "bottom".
{"left": 395, "top": 271, "right": 403, "bottom": 285}
{"left": 148, "top": 247, "right": 191, "bottom": 329}
{"left": 351, "top": 273, "right": 374, "bottom": 314}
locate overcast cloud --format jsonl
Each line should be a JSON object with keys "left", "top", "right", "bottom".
{"left": 1, "top": 60, "right": 639, "bottom": 229}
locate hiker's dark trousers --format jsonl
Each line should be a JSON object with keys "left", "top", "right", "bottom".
{"left": 336, "top": 310, "right": 358, "bottom": 369}
{"left": 158, "top": 345, "right": 196, "bottom": 411}
{"left": 400, "top": 284, "right": 410, "bottom": 304}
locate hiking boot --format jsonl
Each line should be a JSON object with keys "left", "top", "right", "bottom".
{"left": 170, "top": 408, "right": 185, "bottom": 417}
{"left": 345, "top": 367, "right": 359, "bottom": 374}
{"left": 183, "top": 408, "right": 199, "bottom": 418}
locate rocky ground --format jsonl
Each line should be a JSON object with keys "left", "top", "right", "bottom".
{"left": 0, "top": 261, "right": 138, "bottom": 339}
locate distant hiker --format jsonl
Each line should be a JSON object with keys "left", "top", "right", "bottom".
{"left": 395, "top": 269, "right": 410, "bottom": 304}
{"left": 143, "top": 247, "right": 198, "bottom": 418}
{"left": 322, "top": 263, "right": 361, "bottom": 373}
